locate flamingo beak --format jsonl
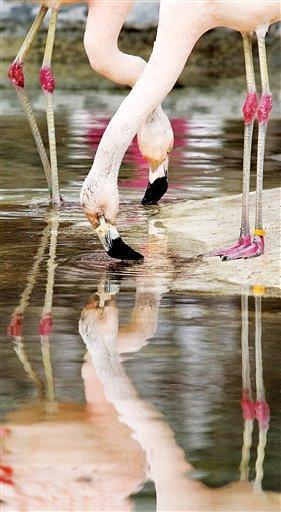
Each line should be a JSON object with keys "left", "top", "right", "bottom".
{"left": 95, "top": 217, "right": 144, "bottom": 261}
{"left": 142, "top": 157, "right": 168, "bottom": 205}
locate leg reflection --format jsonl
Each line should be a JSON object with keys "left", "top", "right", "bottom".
{"left": 239, "top": 285, "right": 270, "bottom": 492}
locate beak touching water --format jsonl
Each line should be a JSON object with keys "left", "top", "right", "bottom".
{"left": 142, "top": 157, "right": 168, "bottom": 205}
{"left": 95, "top": 217, "right": 144, "bottom": 261}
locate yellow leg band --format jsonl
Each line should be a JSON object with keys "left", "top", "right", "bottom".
{"left": 254, "top": 228, "right": 265, "bottom": 237}
{"left": 252, "top": 284, "right": 266, "bottom": 296}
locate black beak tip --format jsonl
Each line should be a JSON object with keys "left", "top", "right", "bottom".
{"left": 106, "top": 237, "right": 144, "bottom": 261}
{"left": 141, "top": 176, "right": 168, "bottom": 205}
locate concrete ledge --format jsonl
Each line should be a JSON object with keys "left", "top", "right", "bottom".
{"left": 156, "top": 188, "right": 280, "bottom": 296}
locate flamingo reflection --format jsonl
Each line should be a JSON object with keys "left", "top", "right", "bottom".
{"left": 79, "top": 282, "right": 279, "bottom": 511}
{"left": 6, "top": 210, "right": 59, "bottom": 405}
{"left": 240, "top": 286, "right": 270, "bottom": 491}
{"left": 2, "top": 227, "right": 279, "bottom": 510}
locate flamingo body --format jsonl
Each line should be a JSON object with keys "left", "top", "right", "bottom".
{"left": 81, "top": 0, "right": 280, "bottom": 260}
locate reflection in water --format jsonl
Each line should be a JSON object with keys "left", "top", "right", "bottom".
{"left": 1, "top": 218, "right": 279, "bottom": 510}
{"left": 240, "top": 288, "right": 270, "bottom": 491}
{"left": 6, "top": 211, "right": 59, "bottom": 405}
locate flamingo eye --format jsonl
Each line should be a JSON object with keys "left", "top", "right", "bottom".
{"left": 167, "top": 146, "right": 172, "bottom": 154}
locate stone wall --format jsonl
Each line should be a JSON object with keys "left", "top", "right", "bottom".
{"left": 1, "top": 1, "right": 280, "bottom": 90}
{"left": 1, "top": 0, "right": 160, "bottom": 32}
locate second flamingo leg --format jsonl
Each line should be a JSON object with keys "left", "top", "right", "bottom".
{"left": 40, "top": 9, "right": 61, "bottom": 205}
{"left": 206, "top": 34, "right": 258, "bottom": 258}
{"left": 222, "top": 29, "right": 272, "bottom": 260}
{"left": 8, "top": 6, "right": 52, "bottom": 193}
{"left": 253, "top": 287, "right": 270, "bottom": 491}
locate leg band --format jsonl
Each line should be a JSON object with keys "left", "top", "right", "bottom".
{"left": 254, "top": 228, "right": 265, "bottom": 236}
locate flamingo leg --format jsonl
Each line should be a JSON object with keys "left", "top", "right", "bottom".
{"left": 221, "top": 32, "right": 272, "bottom": 261}
{"left": 253, "top": 290, "right": 270, "bottom": 491}
{"left": 39, "top": 210, "right": 59, "bottom": 410}
{"left": 40, "top": 9, "right": 61, "bottom": 205}
{"left": 38, "top": 210, "right": 59, "bottom": 337}
{"left": 206, "top": 33, "right": 258, "bottom": 258}
{"left": 8, "top": 6, "right": 52, "bottom": 193}
{"left": 240, "top": 290, "right": 254, "bottom": 482}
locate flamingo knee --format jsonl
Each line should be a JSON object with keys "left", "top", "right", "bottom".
{"left": 257, "top": 93, "right": 272, "bottom": 124}
{"left": 40, "top": 67, "right": 55, "bottom": 93}
{"left": 243, "top": 92, "right": 258, "bottom": 124}
{"left": 8, "top": 61, "right": 25, "bottom": 89}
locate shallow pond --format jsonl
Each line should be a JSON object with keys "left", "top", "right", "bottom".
{"left": 1, "top": 87, "right": 280, "bottom": 510}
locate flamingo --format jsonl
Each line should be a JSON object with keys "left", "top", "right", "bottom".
{"left": 79, "top": 279, "right": 278, "bottom": 511}
{"left": 81, "top": 1, "right": 280, "bottom": 261}
{"left": 8, "top": 0, "right": 172, "bottom": 207}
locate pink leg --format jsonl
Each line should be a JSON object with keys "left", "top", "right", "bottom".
{"left": 40, "top": 8, "right": 61, "bottom": 205}
{"left": 222, "top": 32, "right": 272, "bottom": 261}
{"left": 206, "top": 35, "right": 257, "bottom": 259}
{"left": 7, "top": 6, "right": 52, "bottom": 193}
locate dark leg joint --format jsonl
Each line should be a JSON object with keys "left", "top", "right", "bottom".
{"left": 40, "top": 67, "right": 55, "bottom": 93}
{"left": 8, "top": 61, "right": 25, "bottom": 88}
{"left": 242, "top": 92, "right": 258, "bottom": 124}
{"left": 257, "top": 93, "right": 272, "bottom": 124}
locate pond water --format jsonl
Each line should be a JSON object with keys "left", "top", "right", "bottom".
{"left": 1, "top": 87, "right": 280, "bottom": 510}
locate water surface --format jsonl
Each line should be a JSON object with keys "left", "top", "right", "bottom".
{"left": 1, "top": 87, "right": 280, "bottom": 510}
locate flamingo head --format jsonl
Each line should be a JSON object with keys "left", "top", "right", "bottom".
{"left": 81, "top": 176, "right": 143, "bottom": 261}
{"left": 138, "top": 114, "right": 173, "bottom": 205}
{"left": 79, "top": 285, "right": 119, "bottom": 355}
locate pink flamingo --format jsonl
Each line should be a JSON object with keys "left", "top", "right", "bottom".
{"left": 8, "top": 0, "right": 173, "bottom": 206}
{"left": 81, "top": 1, "right": 280, "bottom": 261}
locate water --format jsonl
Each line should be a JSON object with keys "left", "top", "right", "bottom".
{"left": 1, "top": 87, "right": 280, "bottom": 510}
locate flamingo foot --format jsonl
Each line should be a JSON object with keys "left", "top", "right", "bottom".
{"left": 205, "top": 235, "right": 252, "bottom": 257}
{"left": 222, "top": 236, "right": 264, "bottom": 261}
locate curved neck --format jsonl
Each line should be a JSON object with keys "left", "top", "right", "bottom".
{"left": 84, "top": 14, "right": 208, "bottom": 191}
